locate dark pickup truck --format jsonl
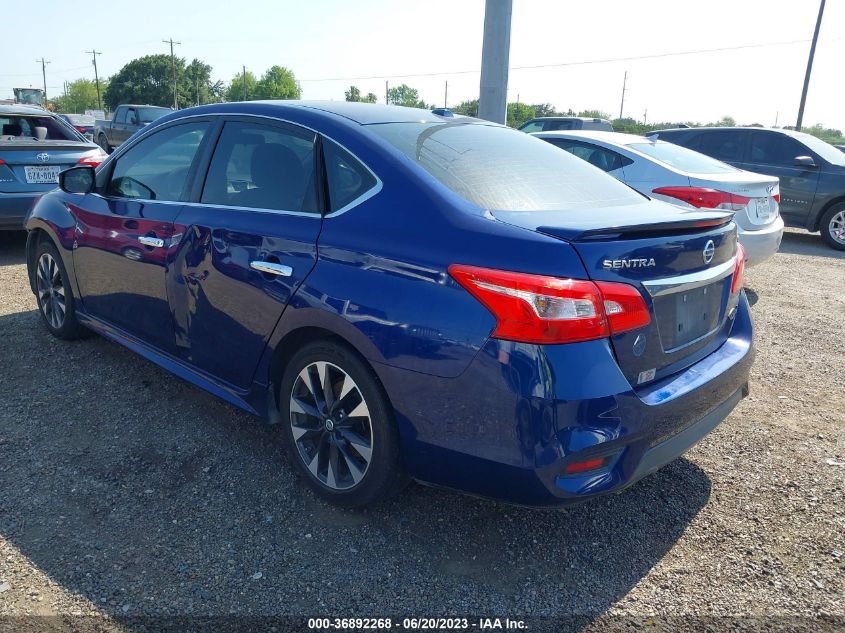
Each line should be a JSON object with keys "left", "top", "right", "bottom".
{"left": 94, "top": 104, "right": 171, "bottom": 153}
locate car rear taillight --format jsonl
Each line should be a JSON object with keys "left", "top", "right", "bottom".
{"left": 448, "top": 265, "right": 651, "bottom": 344}
{"left": 773, "top": 193, "right": 781, "bottom": 204}
{"left": 75, "top": 126, "right": 87, "bottom": 134}
{"left": 653, "top": 186, "right": 750, "bottom": 211}
{"left": 730, "top": 243, "right": 746, "bottom": 294}
{"left": 78, "top": 151, "right": 106, "bottom": 168}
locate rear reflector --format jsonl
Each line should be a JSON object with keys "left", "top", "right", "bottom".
{"left": 653, "top": 186, "right": 750, "bottom": 211}
{"left": 731, "top": 242, "right": 746, "bottom": 294}
{"left": 563, "top": 457, "right": 607, "bottom": 475}
{"left": 448, "top": 264, "right": 650, "bottom": 344}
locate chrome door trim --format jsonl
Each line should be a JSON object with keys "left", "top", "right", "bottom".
{"left": 250, "top": 261, "right": 293, "bottom": 277}
{"left": 642, "top": 257, "right": 736, "bottom": 297}
{"left": 138, "top": 236, "right": 165, "bottom": 248}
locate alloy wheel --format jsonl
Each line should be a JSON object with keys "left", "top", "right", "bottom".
{"left": 36, "top": 253, "right": 66, "bottom": 329}
{"left": 289, "top": 361, "right": 374, "bottom": 490}
{"left": 829, "top": 210, "right": 845, "bottom": 245}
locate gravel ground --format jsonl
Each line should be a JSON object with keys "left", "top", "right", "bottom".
{"left": 0, "top": 228, "right": 843, "bottom": 632}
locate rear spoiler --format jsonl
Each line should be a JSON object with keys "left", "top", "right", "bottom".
{"left": 538, "top": 215, "right": 734, "bottom": 242}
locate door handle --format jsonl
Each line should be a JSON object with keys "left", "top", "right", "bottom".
{"left": 138, "top": 236, "right": 165, "bottom": 248}
{"left": 250, "top": 261, "right": 293, "bottom": 277}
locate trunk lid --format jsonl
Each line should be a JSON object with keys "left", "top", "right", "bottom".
{"left": 493, "top": 199, "right": 738, "bottom": 386}
{"left": 687, "top": 170, "right": 780, "bottom": 228}
{"left": 0, "top": 141, "right": 99, "bottom": 193}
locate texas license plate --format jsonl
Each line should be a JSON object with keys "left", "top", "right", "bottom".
{"left": 754, "top": 197, "right": 772, "bottom": 221}
{"left": 24, "top": 165, "right": 62, "bottom": 184}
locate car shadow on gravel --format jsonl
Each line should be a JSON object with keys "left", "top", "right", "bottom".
{"left": 0, "top": 301, "right": 712, "bottom": 628}
{"left": 778, "top": 230, "right": 845, "bottom": 260}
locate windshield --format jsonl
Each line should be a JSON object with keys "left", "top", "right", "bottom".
{"left": 630, "top": 140, "right": 739, "bottom": 174}
{"left": 793, "top": 132, "right": 845, "bottom": 166}
{"left": 137, "top": 107, "right": 171, "bottom": 124}
{"left": 0, "top": 115, "right": 77, "bottom": 141}
{"left": 369, "top": 122, "right": 644, "bottom": 211}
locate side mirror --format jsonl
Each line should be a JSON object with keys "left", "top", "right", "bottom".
{"left": 58, "top": 166, "right": 95, "bottom": 194}
{"left": 794, "top": 155, "right": 817, "bottom": 168}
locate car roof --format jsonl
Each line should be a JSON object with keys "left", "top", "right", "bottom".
{"left": 532, "top": 130, "right": 649, "bottom": 145}
{"left": 0, "top": 104, "right": 53, "bottom": 116}
{"left": 172, "top": 100, "right": 481, "bottom": 126}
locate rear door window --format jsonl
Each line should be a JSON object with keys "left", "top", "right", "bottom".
{"left": 200, "top": 120, "right": 318, "bottom": 213}
{"left": 544, "top": 138, "right": 632, "bottom": 173}
{"left": 698, "top": 131, "right": 746, "bottom": 162}
{"left": 749, "top": 131, "right": 811, "bottom": 166}
{"left": 114, "top": 109, "right": 126, "bottom": 124}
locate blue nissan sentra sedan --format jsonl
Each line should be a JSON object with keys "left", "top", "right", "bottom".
{"left": 24, "top": 101, "right": 753, "bottom": 508}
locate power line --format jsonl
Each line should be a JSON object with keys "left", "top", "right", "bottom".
{"left": 297, "top": 36, "right": 834, "bottom": 83}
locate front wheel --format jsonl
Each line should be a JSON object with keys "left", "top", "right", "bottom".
{"left": 820, "top": 203, "right": 845, "bottom": 251}
{"left": 278, "top": 340, "right": 407, "bottom": 507}
{"left": 32, "top": 239, "right": 89, "bottom": 340}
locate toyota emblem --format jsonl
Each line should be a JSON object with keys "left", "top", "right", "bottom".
{"left": 702, "top": 240, "right": 716, "bottom": 264}
{"left": 36, "top": 153, "right": 50, "bottom": 163}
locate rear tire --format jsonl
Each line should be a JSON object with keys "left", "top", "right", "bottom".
{"left": 820, "top": 203, "right": 845, "bottom": 251}
{"left": 32, "top": 239, "right": 89, "bottom": 340}
{"left": 278, "top": 340, "right": 407, "bottom": 508}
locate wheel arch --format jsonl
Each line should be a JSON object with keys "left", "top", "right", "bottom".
{"left": 811, "top": 195, "right": 845, "bottom": 232}
{"left": 264, "top": 325, "right": 394, "bottom": 426}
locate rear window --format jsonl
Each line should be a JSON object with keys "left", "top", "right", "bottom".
{"left": 137, "top": 107, "right": 171, "bottom": 124}
{"left": 369, "top": 122, "right": 643, "bottom": 211}
{"left": 65, "top": 114, "right": 95, "bottom": 126}
{"left": 629, "top": 141, "right": 739, "bottom": 174}
{"left": 0, "top": 115, "right": 77, "bottom": 141}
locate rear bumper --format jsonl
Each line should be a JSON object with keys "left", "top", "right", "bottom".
{"left": 738, "top": 216, "right": 784, "bottom": 267}
{"left": 0, "top": 193, "right": 41, "bottom": 230}
{"left": 376, "top": 292, "right": 754, "bottom": 507}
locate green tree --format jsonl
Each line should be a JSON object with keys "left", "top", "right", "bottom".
{"left": 254, "top": 66, "right": 301, "bottom": 100}
{"left": 531, "top": 103, "right": 559, "bottom": 118}
{"left": 387, "top": 84, "right": 428, "bottom": 108}
{"left": 452, "top": 99, "right": 479, "bottom": 117}
{"left": 345, "top": 85, "right": 361, "bottom": 101}
{"left": 345, "top": 85, "right": 377, "bottom": 103}
{"left": 184, "top": 59, "right": 223, "bottom": 106}
{"left": 506, "top": 102, "right": 535, "bottom": 128}
{"left": 712, "top": 116, "right": 736, "bottom": 127}
{"left": 578, "top": 109, "right": 612, "bottom": 120}
{"left": 104, "top": 54, "right": 183, "bottom": 110}
{"left": 52, "top": 78, "right": 107, "bottom": 113}
{"left": 226, "top": 70, "right": 258, "bottom": 102}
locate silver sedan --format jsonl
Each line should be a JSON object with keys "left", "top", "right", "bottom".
{"left": 534, "top": 130, "right": 784, "bottom": 266}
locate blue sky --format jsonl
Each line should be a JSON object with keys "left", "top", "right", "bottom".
{"left": 2, "top": 0, "right": 843, "bottom": 129}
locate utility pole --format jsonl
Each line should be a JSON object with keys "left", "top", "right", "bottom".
{"left": 444, "top": 80, "right": 448, "bottom": 108}
{"left": 86, "top": 49, "right": 102, "bottom": 110}
{"left": 385, "top": 80, "right": 389, "bottom": 105}
{"left": 643, "top": 108, "right": 648, "bottom": 125}
{"left": 619, "top": 71, "right": 628, "bottom": 119}
{"left": 478, "top": 0, "right": 513, "bottom": 123}
{"left": 162, "top": 37, "right": 181, "bottom": 109}
{"left": 36, "top": 58, "right": 50, "bottom": 100}
{"left": 242, "top": 65, "right": 247, "bottom": 101}
{"left": 796, "top": 0, "right": 825, "bottom": 131}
